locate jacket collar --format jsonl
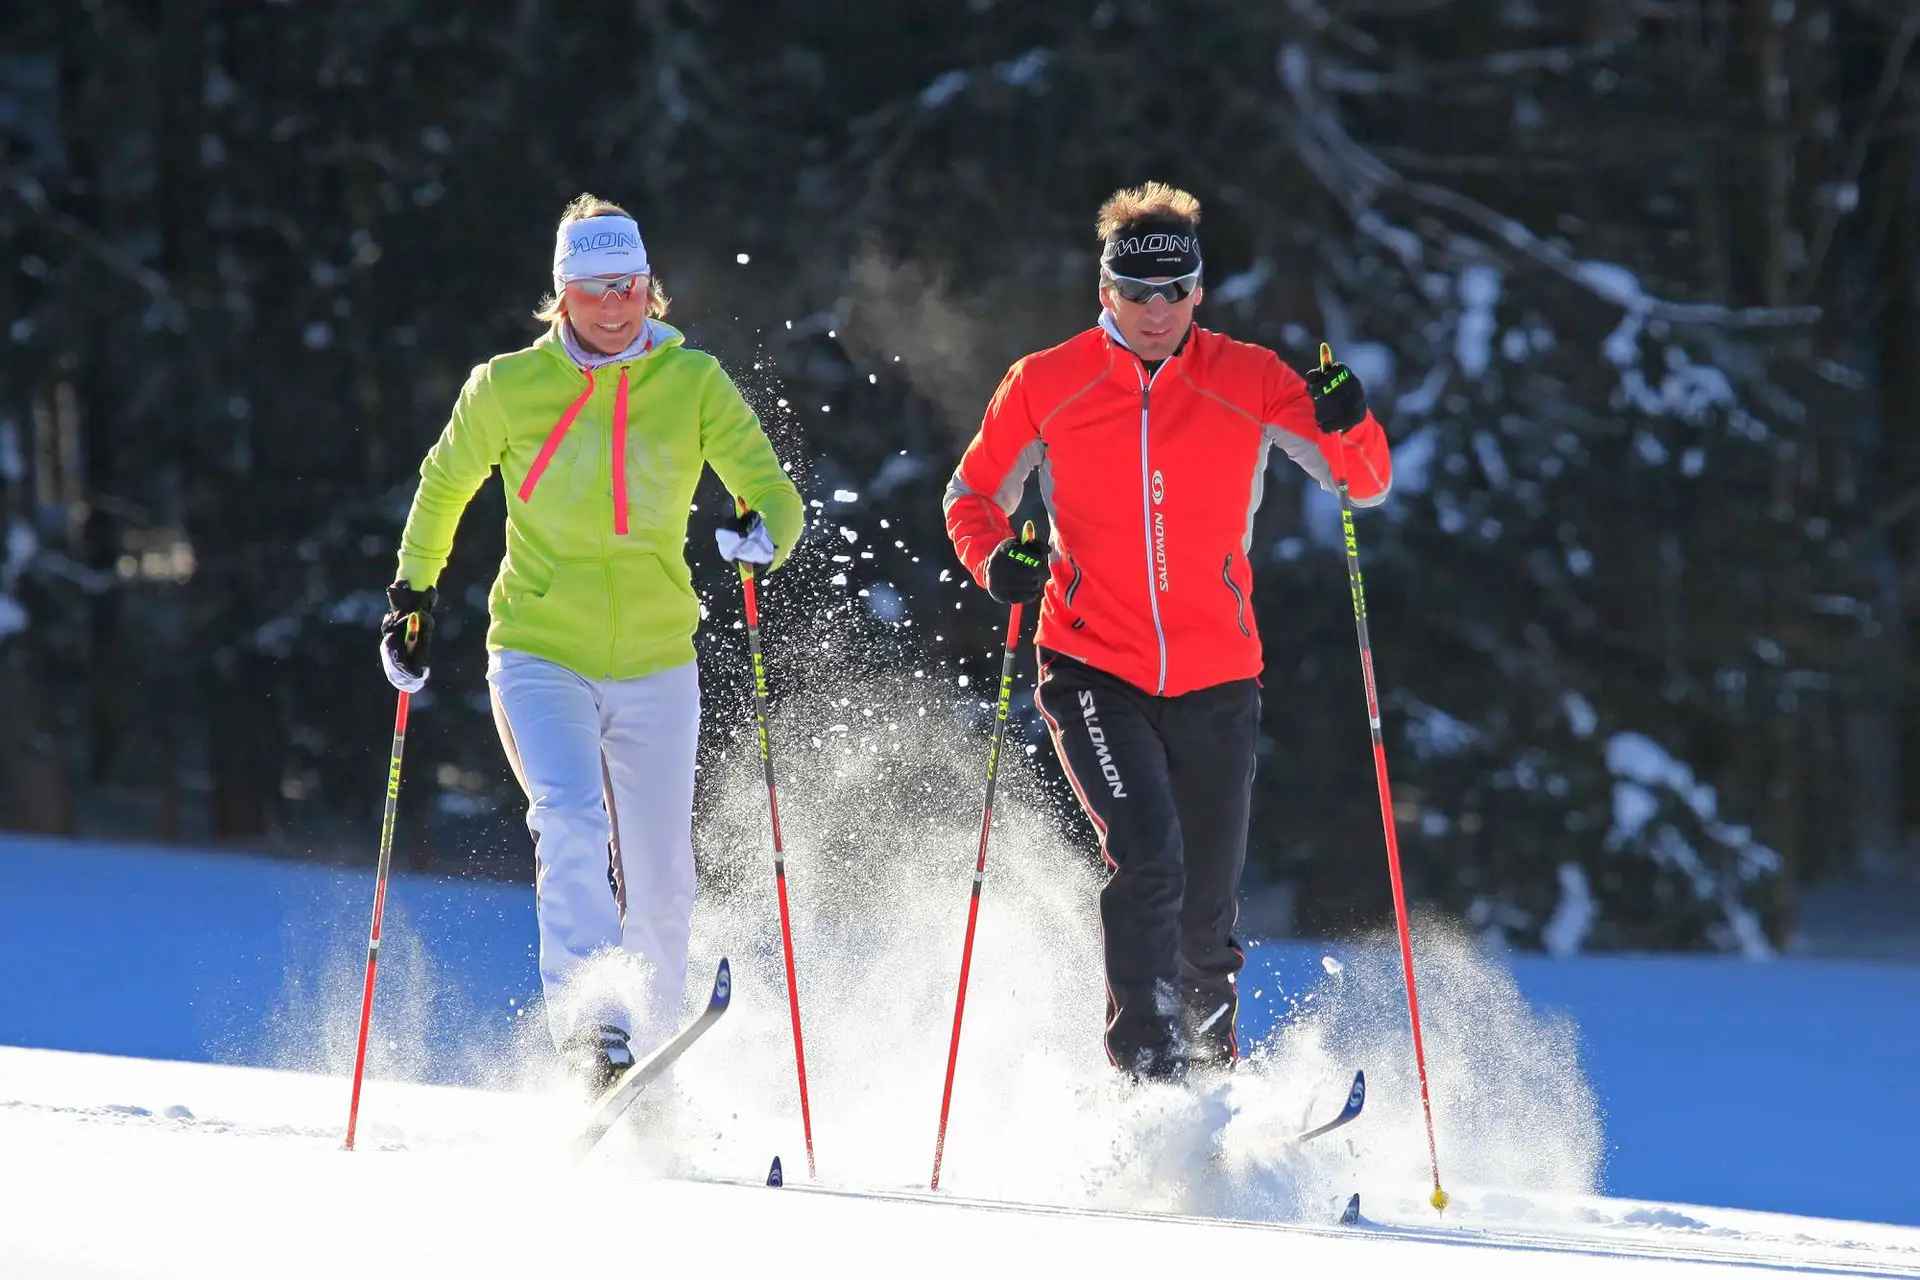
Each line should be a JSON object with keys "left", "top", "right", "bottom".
{"left": 540, "top": 318, "right": 685, "bottom": 372}
{"left": 1097, "top": 310, "right": 1194, "bottom": 364}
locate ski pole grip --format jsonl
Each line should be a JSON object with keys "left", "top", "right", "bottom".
{"left": 1319, "top": 342, "right": 1353, "bottom": 493}
{"left": 734, "top": 495, "right": 757, "bottom": 584}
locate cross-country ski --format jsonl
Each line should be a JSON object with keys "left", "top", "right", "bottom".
{"left": 570, "top": 958, "right": 732, "bottom": 1163}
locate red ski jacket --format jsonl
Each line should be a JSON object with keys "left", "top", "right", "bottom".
{"left": 944, "top": 318, "right": 1392, "bottom": 697}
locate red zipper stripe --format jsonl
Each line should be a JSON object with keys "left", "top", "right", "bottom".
{"left": 518, "top": 370, "right": 596, "bottom": 504}
{"left": 611, "top": 368, "right": 630, "bottom": 535}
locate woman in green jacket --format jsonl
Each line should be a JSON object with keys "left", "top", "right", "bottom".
{"left": 379, "top": 193, "right": 804, "bottom": 1089}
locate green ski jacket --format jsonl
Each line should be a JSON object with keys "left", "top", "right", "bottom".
{"left": 396, "top": 322, "right": 804, "bottom": 680}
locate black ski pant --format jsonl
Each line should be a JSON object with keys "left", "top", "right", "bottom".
{"left": 1034, "top": 648, "right": 1260, "bottom": 1079}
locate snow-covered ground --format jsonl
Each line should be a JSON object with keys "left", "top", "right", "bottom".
{"left": 4, "top": 1045, "right": 1918, "bottom": 1279}
{"left": 3, "top": 824, "right": 1917, "bottom": 1277}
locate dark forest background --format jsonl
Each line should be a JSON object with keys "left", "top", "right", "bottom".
{"left": 4, "top": 0, "right": 1918, "bottom": 953}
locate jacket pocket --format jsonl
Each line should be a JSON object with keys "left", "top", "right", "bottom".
{"left": 492, "top": 557, "right": 607, "bottom": 668}
{"left": 611, "top": 551, "right": 700, "bottom": 652}
{"left": 1224, "top": 552, "right": 1250, "bottom": 637}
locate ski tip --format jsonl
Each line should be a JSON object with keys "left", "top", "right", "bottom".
{"left": 767, "top": 1155, "right": 784, "bottom": 1187}
{"left": 711, "top": 957, "right": 732, "bottom": 1010}
{"left": 1346, "top": 1069, "right": 1366, "bottom": 1114}
{"left": 1340, "top": 1192, "right": 1361, "bottom": 1226}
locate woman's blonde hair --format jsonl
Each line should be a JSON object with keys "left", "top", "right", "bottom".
{"left": 534, "top": 192, "right": 671, "bottom": 323}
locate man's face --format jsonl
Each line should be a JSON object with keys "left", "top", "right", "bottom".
{"left": 564, "top": 273, "right": 651, "bottom": 354}
{"left": 1100, "top": 273, "right": 1202, "bottom": 363}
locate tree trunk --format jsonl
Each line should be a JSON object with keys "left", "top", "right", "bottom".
{"left": 1732, "top": 0, "right": 1793, "bottom": 304}
{"left": 208, "top": 663, "right": 274, "bottom": 841}
{"left": 0, "top": 655, "right": 74, "bottom": 835}
{"left": 1880, "top": 114, "right": 1920, "bottom": 871}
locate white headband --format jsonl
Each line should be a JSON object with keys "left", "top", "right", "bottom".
{"left": 553, "top": 213, "right": 649, "bottom": 285}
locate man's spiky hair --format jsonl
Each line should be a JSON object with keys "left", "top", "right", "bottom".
{"left": 1095, "top": 181, "right": 1202, "bottom": 241}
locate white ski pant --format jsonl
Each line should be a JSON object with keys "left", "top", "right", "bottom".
{"left": 487, "top": 650, "right": 699, "bottom": 1054}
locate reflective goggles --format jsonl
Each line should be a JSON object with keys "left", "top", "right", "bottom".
{"left": 564, "top": 273, "right": 647, "bottom": 301}
{"left": 1102, "top": 269, "right": 1202, "bottom": 305}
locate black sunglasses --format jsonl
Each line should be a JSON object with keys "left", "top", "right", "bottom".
{"left": 1103, "top": 269, "right": 1202, "bottom": 304}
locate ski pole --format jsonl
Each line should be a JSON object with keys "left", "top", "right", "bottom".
{"left": 344, "top": 617, "right": 418, "bottom": 1152}
{"left": 735, "top": 498, "right": 818, "bottom": 1180}
{"left": 931, "top": 519, "right": 1036, "bottom": 1191}
{"left": 1323, "top": 342, "right": 1449, "bottom": 1213}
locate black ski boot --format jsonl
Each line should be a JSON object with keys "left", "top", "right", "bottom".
{"left": 563, "top": 1023, "right": 634, "bottom": 1095}
{"left": 1128, "top": 1043, "right": 1191, "bottom": 1085}
{"left": 1115, "top": 1013, "right": 1191, "bottom": 1085}
{"left": 1182, "top": 980, "right": 1239, "bottom": 1075}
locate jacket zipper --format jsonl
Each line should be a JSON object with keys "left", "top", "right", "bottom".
{"left": 603, "top": 453, "right": 616, "bottom": 679}
{"left": 1224, "top": 552, "right": 1250, "bottom": 637}
{"left": 603, "top": 369, "right": 618, "bottom": 677}
{"left": 1135, "top": 364, "right": 1169, "bottom": 694}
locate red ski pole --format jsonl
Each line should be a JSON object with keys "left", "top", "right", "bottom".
{"left": 931, "top": 520, "right": 1035, "bottom": 1191}
{"left": 1323, "top": 343, "right": 1449, "bottom": 1213}
{"left": 735, "top": 499, "right": 817, "bottom": 1179}
{"left": 344, "top": 619, "right": 417, "bottom": 1151}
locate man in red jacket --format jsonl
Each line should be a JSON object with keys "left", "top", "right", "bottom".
{"left": 943, "top": 182, "right": 1392, "bottom": 1083}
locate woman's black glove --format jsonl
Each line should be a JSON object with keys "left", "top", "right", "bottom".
{"left": 379, "top": 580, "right": 436, "bottom": 693}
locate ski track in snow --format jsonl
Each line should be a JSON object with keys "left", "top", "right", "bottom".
{"left": 3, "top": 1045, "right": 1916, "bottom": 1280}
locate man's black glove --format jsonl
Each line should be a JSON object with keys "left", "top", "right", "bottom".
{"left": 379, "top": 580, "right": 436, "bottom": 693}
{"left": 1306, "top": 342, "right": 1368, "bottom": 434}
{"left": 984, "top": 535, "right": 1047, "bottom": 605}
